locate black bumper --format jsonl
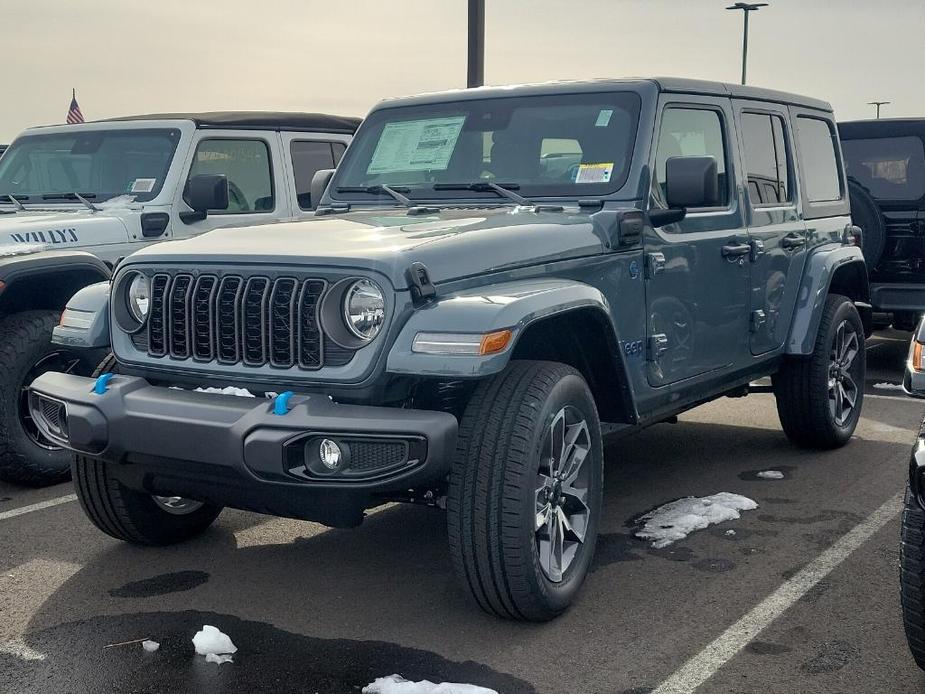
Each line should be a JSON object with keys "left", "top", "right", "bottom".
{"left": 28, "top": 372, "right": 458, "bottom": 527}
{"left": 870, "top": 283, "right": 925, "bottom": 313}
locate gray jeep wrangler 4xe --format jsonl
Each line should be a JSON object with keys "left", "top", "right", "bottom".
{"left": 29, "top": 78, "right": 870, "bottom": 621}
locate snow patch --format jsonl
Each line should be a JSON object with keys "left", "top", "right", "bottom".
{"left": 362, "top": 675, "right": 498, "bottom": 694}
{"left": 635, "top": 493, "right": 758, "bottom": 549}
{"left": 205, "top": 652, "right": 233, "bottom": 665}
{"left": 192, "top": 625, "right": 237, "bottom": 658}
{"left": 0, "top": 243, "right": 44, "bottom": 258}
{"left": 757, "top": 470, "right": 784, "bottom": 480}
{"left": 725, "top": 529, "right": 736, "bottom": 536}
{"left": 193, "top": 386, "right": 256, "bottom": 398}
{"left": 874, "top": 382, "right": 904, "bottom": 391}
{"left": 141, "top": 640, "right": 159, "bottom": 653}
{"left": 98, "top": 194, "right": 137, "bottom": 209}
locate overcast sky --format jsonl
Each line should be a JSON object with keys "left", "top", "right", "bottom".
{"left": 2, "top": 0, "right": 923, "bottom": 142}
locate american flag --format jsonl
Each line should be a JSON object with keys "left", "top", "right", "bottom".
{"left": 66, "top": 89, "right": 84, "bottom": 124}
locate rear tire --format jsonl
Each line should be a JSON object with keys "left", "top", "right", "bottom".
{"left": 849, "top": 179, "right": 886, "bottom": 269}
{"left": 773, "top": 294, "right": 865, "bottom": 449}
{"left": 901, "top": 484, "right": 925, "bottom": 670}
{"left": 0, "top": 310, "right": 104, "bottom": 486}
{"left": 447, "top": 361, "right": 603, "bottom": 621}
{"left": 72, "top": 454, "right": 222, "bottom": 545}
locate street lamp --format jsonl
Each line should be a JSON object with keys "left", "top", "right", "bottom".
{"left": 868, "top": 101, "right": 891, "bottom": 119}
{"left": 726, "top": 2, "right": 768, "bottom": 85}
{"left": 467, "top": 0, "right": 485, "bottom": 88}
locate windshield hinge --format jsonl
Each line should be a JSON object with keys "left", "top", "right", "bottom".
{"left": 407, "top": 262, "right": 437, "bottom": 306}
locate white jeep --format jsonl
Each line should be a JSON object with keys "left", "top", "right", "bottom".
{"left": 0, "top": 111, "right": 359, "bottom": 484}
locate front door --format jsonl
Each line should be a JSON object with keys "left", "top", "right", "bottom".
{"left": 645, "top": 97, "right": 751, "bottom": 387}
{"left": 733, "top": 100, "right": 808, "bottom": 354}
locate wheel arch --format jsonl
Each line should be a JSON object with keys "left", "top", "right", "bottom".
{"left": 785, "top": 244, "right": 871, "bottom": 355}
{"left": 0, "top": 252, "right": 110, "bottom": 318}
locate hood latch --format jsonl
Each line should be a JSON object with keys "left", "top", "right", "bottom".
{"left": 407, "top": 262, "right": 437, "bottom": 306}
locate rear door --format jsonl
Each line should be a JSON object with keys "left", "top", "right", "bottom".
{"left": 733, "top": 100, "right": 807, "bottom": 354}
{"left": 644, "top": 96, "right": 751, "bottom": 386}
{"left": 279, "top": 132, "right": 352, "bottom": 218}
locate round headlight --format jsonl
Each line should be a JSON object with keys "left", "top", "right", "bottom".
{"left": 343, "top": 279, "right": 385, "bottom": 341}
{"left": 127, "top": 274, "right": 150, "bottom": 324}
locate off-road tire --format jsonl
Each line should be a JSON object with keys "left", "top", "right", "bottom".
{"left": 848, "top": 179, "right": 886, "bottom": 269}
{"left": 447, "top": 360, "right": 603, "bottom": 621}
{"left": 0, "top": 310, "right": 103, "bottom": 486}
{"left": 72, "top": 353, "right": 222, "bottom": 545}
{"left": 72, "top": 454, "right": 222, "bottom": 545}
{"left": 901, "top": 484, "right": 925, "bottom": 670}
{"left": 773, "top": 294, "right": 865, "bottom": 449}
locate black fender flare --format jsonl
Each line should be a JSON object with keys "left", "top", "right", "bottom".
{"left": 0, "top": 249, "right": 110, "bottom": 317}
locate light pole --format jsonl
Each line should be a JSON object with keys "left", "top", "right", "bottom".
{"left": 868, "top": 101, "right": 890, "bottom": 119}
{"left": 726, "top": 2, "right": 768, "bottom": 85}
{"left": 467, "top": 0, "right": 485, "bottom": 88}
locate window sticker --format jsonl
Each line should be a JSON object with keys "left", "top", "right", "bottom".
{"left": 130, "top": 178, "right": 156, "bottom": 193}
{"left": 367, "top": 116, "right": 466, "bottom": 174}
{"left": 595, "top": 109, "right": 614, "bottom": 127}
{"left": 575, "top": 162, "right": 614, "bottom": 184}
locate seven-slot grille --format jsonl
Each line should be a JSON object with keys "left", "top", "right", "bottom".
{"left": 146, "top": 273, "right": 328, "bottom": 369}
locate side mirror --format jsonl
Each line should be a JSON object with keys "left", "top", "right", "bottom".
{"left": 180, "top": 174, "right": 229, "bottom": 223}
{"left": 666, "top": 156, "right": 719, "bottom": 209}
{"left": 309, "top": 169, "right": 335, "bottom": 211}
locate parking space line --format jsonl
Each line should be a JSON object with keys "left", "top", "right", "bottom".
{"left": 0, "top": 494, "right": 77, "bottom": 521}
{"left": 651, "top": 490, "right": 904, "bottom": 694}
{"left": 866, "top": 393, "right": 920, "bottom": 403}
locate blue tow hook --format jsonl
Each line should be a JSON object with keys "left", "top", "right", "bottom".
{"left": 273, "top": 391, "right": 295, "bottom": 416}
{"left": 92, "top": 372, "right": 114, "bottom": 395}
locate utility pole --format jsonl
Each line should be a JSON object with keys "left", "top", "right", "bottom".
{"left": 467, "top": 0, "right": 485, "bottom": 88}
{"left": 726, "top": 2, "right": 768, "bottom": 85}
{"left": 868, "top": 101, "right": 891, "bottom": 119}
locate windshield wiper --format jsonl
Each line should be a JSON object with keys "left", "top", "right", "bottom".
{"left": 5, "top": 194, "right": 26, "bottom": 211}
{"left": 336, "top": 184, "right": 414, "bottom": 208}
{"left": 41, "top": 192, "right": 100, "bottom": 212}
{"left": 433, "top": 181, "right": 531, "bottom": 206}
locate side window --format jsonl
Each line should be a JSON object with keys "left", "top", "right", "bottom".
{"left": 796, "top": 117, "right": 841, "bottom": 203}
{"left": 655, "top": 108, "right": 728, "bottom": 207}
{"left": 741, "top": 112, "right": 791, "bottom": 205}
{"left": 842, "top": 136, "right": 925, "bottom": 201}
{"left": 291, "top": 141, "right": 337, "bottom": 210}
{"left": 186, "top": 139, "right": 273, "bottom": 213}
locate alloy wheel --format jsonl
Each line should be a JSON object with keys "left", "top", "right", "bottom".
{"left": 152, "top": 496, "right": 205, "bottom": 515}
{"left": 535, "top": 406, "right": 592, "bottom": 583}
{"left": 828, "top": 319, "right": 860, "bottom": 427}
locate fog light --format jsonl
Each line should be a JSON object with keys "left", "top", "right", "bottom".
{"left": 319, "top": 439, "right": 342, "bottom": 469}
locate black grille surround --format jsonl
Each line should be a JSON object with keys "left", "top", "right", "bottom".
{"left": 130, "top": 269, "right": 361, "bottom": 372}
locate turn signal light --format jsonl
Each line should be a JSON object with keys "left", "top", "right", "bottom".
{"left": 479, "top": 329, "right": 513, "bottom": 356}
{"left": 912, "top": 341, "right": 925, "bottom": 372}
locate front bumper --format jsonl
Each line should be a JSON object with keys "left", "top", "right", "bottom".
{"left": 28, "top": 372, "right": 457, "bottom": 527}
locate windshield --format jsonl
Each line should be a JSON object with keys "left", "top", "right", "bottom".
{"left": 0, "top": 128, "right": 181, "bottom": 203}
{"left": 332, "top": 91, "right": 641, "bottom": 202}
{"left": 842, "top": 136, "right": 925, "bottom": 201}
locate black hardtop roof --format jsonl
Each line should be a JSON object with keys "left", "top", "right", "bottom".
{"left": 376, "top": 77, "right": 832, "bottom": 112}
{"left": 839, "top": 118, "right": 925, "bottom": 139}
{"left": 100, "top": 111, "right": 362, "bottom": 134}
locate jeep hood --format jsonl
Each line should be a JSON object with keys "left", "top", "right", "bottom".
{"left": 0, "top": 208, "right": 130, "bottom": 249}
{"left": 124, "top": 207, "right": 608, "bottom": 288}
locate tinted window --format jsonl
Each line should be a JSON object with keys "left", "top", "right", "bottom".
{"left": 333, "top": 92, "right": 642, "bottom": 201}
{"left": 797, "top": 117, "right": 841, "bottom": 202}
{"left": 741, "top": 113, "right": 791, "bottom": 205}
{"left": 655, "top": 108, "right": 728, "bottom": 207}
{"left": 842, "top": 136, "right": 925, "bottom": 201}
{"left": 0, "top": 129, "right": 180, "bottom": 202}
{"left": 291, "top": 141, "right": 337, "bottom": 210}
{"left": 186, "top": 139, "right": 273, "bottom": 213}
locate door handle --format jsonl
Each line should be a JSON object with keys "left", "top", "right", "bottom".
{"left": 722, "top": 242, "right": 751, "bottom": 258}
{"left": 781, "top": 234, "right": 806, "bottom": 250}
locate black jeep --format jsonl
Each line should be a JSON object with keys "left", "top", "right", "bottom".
{"left": 840, "top": 119, "right": 925, "bottom": 330}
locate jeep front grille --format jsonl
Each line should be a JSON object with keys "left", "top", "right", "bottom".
{"left": 145, "top": 273, "right": 330, "bottom": 369}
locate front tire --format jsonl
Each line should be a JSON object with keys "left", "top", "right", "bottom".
{"left": 72, "top": 454, "right": 222, "bottom": 545}
{"left": 0, "top": 310, "right": 103, "bottom": 486}
{"left": 901, "top": 484, "right": 925, "bottom": 669}
{"left": 447, "top": 361, "right": 603, "bottom": 621}
{"left": 773, "top": 294, "right": 865, "bottom": 449}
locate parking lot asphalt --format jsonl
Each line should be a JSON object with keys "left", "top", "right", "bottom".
{"left": 1, "top": 330, "right": 924, "bottom": 694}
